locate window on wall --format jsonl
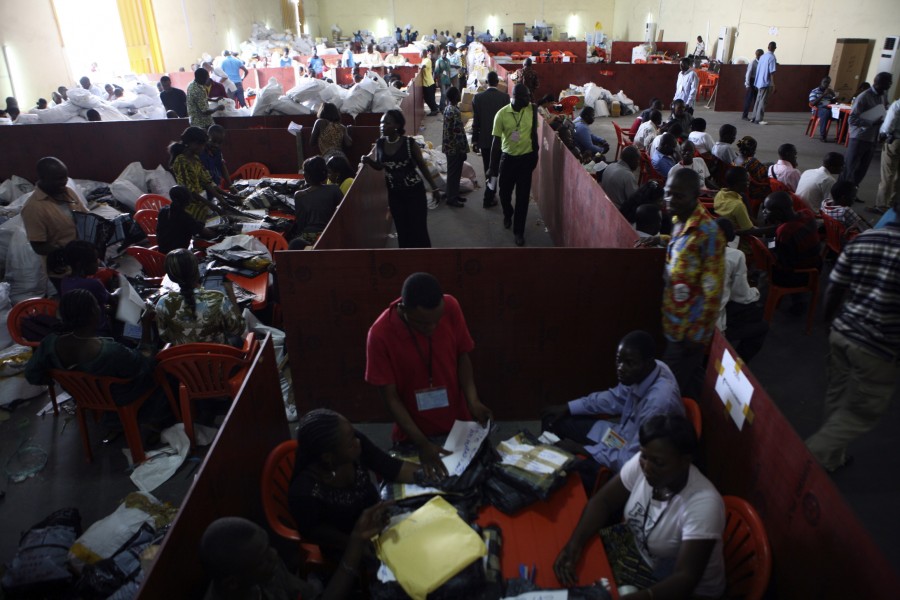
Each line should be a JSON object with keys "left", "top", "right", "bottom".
{"left": 53, "top": 0, "right": 131, "bottom": 81}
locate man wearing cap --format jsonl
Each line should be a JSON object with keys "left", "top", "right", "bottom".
{"left": 447, "top": 43, "right": 462, "bottom": 90}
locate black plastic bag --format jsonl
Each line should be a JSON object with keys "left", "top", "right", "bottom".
{"left": 1, "top": 507, "right": 82, "bottom": 598}
{"left": 483, "top": 466, "right": 541, "bottom": 514}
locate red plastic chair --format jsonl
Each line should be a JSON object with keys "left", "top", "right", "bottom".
{"left": 49, "top": 369, "right": 159, "bottom": 463}
{"left": 133, "top": 209, "right": 159, "bottom": 246}
{"left": 135, "top": 194, "right": 171, "bottom": 213}
{"left": 744, "top": 235, "right": 819, "bottom": 334}
{"left": 125, "top": 247, "right": 166, "bottom": 283}
{"left": 231, "top": 162, "right": 271, "bottom": 181}
{"left": 155, "top": 334, "right": 257, "bottom": 446}
{"left": 682, "top": 397, "right": 702, "bottom": 438}
{"left": 820, "top": 212, "right": 858, "bottom": 257}
{"left": 248, "top": 228, "right": 289, "bottom": 256}
{"left": 8, "top": 298, "right": 61, "bottom": 415}
{"left": 612, "top": 122, "right": 634, "bottom": 161}
{"left": 639, "top": 150, "right": 665, "bottom": 185}
{"left": 722, "top": 496, "right": 772, "bottom": 600}
{"left": 262, "top": 440, "right": 326, "bottom": 565}
{"left": 627, "top": 116, "right": 642, "bottom": 140}
{"left": 560, "top": 96, "right": 580, "bottom": 118}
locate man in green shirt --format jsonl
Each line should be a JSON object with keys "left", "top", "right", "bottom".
{"left": 488, "top": 83, "right": 539, "bottom": 246}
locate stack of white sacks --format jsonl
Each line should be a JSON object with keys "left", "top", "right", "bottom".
{"left": 251, "top": 71, "right": 408, "bottom": 118}
{"left": 13, "top": 79, "right": 167, "bottom": 124}
{"left": 570, "top": 82, "right": 637, "bottom": 118}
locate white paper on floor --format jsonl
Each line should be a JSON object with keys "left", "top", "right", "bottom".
{"left": 128, "top": 423, "right": 217, "bottom": 492}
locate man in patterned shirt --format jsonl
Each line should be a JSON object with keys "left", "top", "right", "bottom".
{"left": 806, "top": 215, "right": 900, "bottom": 471}
{"left": 820, "top": 180, "right": 870, "bottom": 233}
{"left": 442, "top": 87, "right": 469, "bottom": 208}
{"left": 639, "top": 169, "right": 725, "bottom": 395}
{"left": 187, "top": 68, "right": 224, "bottom": 129}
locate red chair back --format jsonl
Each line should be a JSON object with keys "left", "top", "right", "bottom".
{"left": 628, "top": 116, "right": 642, "bottom": 138}
{"left": 231, "top": 162, "right": 271, "bottom": 181}
{"left": 135, "top": 194, "right": 171, "bottom": 212}
{"left": 133, "top": 209, "right": 159, "bottom": 241}
{"left": 248, "top": 229, "right": 289, "bottom": 256}
{"left": 821, "top": 212, "right": 849, "bottom": 255}
{"left": 7, "top": 298, "right": 59, "bottom": 347}
{"left": 722, "top": 496, "right": 772, "bottom": 600}
{"left": 613, "top": 122, "right": 635, "bottom": 161}
{"left": 125, "top": 247, "right": 167, "bottom": 278}
{"left": 767, "top": 178, "right": 790, "bottom": 193}
{"left": 682, "top": 397, "right": 702, "bottom": 438}
{"left": 639, "top": 150, "right": 665, "bottom": 185}
{"left": 560, "top": 96, "right": 580, "bottom": 118}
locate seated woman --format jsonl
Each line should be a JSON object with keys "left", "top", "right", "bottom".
{"left": 326, "top": 154, "right": 356, "bottom": 196}
{"left": 734, "top": 136, "right": 769, "bottom": 207}
{"left": 156, "top": 185, "right": 217, "bottom": 254}
{"left": 168, "top": 126, "right": 237, "bottom": 222}
{"left": 290, "top": 156, "right": 344, "bottom": 248}
{"left": 25, "top": 289, "right": 172, "bottom": 429}
{"left": 61, "top": 240, "right": 116, "bottom": 337}
{"left": 554, "top": 415, "right": 726, "bottom": 599}
{"left": 288, "top": 409, "right": 421, "bottom": 560}
{"left": 310, "top": 102, "right": 352, "bottom": 160}
{"left": 155, "top": 249, "right": 245, "bottom": 346}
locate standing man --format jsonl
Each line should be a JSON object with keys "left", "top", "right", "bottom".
{"left": 471, "top": 71, "right": 509, "bottom": 208}
{"left": 519, "top": 58, "right": 539, "bottom": 99}
{"left": 805, "top": 217, "right": 900, "bottom": 472}
{"left": 279, "top": 47, "right": 293, "bottom": 67}
{"left": 808, "top": 76, "right": 837, "bottom": 142}
{"left": 741, "top": 49, "right": 763, "bottom": 121}
{"left": 307, "top": 48, "right": 325, "bottom": 79}
{"left": 220, "top": 50, "right": 248, "bottom": 107}
{"left": 489, "top": 83, "right": 539, "bottom": 247}
{"left": 842, "top": 72, "right": 894, "bottom": 186}
{"left": 751, "top": 41, "right": 777, "bottom": 125}
{"left": 341, "top": 45, "right": 356, "bottom": 68}
{"left": 365, "top": 272, "right": 492, "bottom": 480}
{"left": 420, "top": 49, "right": 439, "bottom": 116}
{"left": 186, "top": 68, "right": 224, "bottom": 128}
{"left": 693, "top": 36, "right": 706, "bottom": 58}
{"left": 21, "top": 157, "right": 89, "bottom": 287}
{"left": 159, "top": 75, "right": 187, "bottom": 118}
{"left": 876, "top": 98, "right": 900, "bottom": 213}
{"left": 638, "top": 169, "right": 725, "bottom": 395}
{"left": 446, "top": 43, "right": 462, "bottom": 90}
{"left": 673, "top": 57, "right": 699, "bottom": 114}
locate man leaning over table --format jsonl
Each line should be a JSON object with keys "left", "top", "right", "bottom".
{"left": 365, "top": 272, "right": 492, "bottom": 480}
{"left": 541, "top": 330, "right": 683, "bottom": 491}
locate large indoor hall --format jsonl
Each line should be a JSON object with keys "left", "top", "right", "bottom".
{"left": 1, "top": 1, "right": 899, "bottom": 598}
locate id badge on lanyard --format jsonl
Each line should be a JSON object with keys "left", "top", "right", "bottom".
{"left": 510, "top": 130, "right": 521, "bottom": 142}
{"left": 601, "top": 426, "right": 627, "bottom": 449}
{"left": 415, "top": 386, "right": 450, "bottom": 411}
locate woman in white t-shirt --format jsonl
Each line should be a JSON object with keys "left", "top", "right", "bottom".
{"left": 554, "top": 414, "right": 726, "bottom": 599}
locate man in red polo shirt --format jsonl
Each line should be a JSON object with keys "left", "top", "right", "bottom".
{"left": 365, "top": 272, "right": 492, "bottom": 479}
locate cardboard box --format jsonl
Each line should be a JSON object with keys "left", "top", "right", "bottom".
{"left": 460, "top": 111, "right": 474, "bottom": 123}
{"left": 460, "top": 90, "right": 476, "bottom": 111}
{"left": 829, "top": 39, "right": 874, "bottom": 103}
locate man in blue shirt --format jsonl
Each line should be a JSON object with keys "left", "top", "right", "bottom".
{"left": 651, "top": 133, "right": 680, "bottom": 178}
{"left": 751, "top": 41, "right": 777, "bottom": 125}
{"left": 541, "top": 330, "right": 684, "bottom": 489}
{"left": 572, "top": 106, "right": 610, "bottom": 158}
{"left": 221, "top": 51, "right": 249, "bottom": 107}
{"left": 307, "top": 48, "right": 325, "bottom": 79}
{"left": 279, "top": 47, "right": 293, "bottom": 68}
{"left": 808, "top": 76, "right": 836, "bottom": 141}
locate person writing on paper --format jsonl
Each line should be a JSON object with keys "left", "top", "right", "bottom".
{"left": 365, "top": 272, "right": 492, "bottom": 479}
{"left": 541, "top": 331, "right": 683, "bottom": 490}
{"left": 554, "top": 415, "right": 726, "bottom": 599}
{"left": 288, "top": 409, "right": 419, "bottom": 561}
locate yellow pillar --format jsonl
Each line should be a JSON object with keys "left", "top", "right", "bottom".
{"left": 116, "top": 0, "right": 164, "bottom": 74}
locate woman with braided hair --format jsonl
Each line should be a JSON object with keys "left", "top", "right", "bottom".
{"left": 288, "top": 409, "right": 422, "bottom": 560}
{"left": 155, "top": 248, "right": 245, "bottom": 346}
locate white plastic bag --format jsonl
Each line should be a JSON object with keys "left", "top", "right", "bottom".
{"left": 342, "top": 85, "right": 373, "bottom": 117}
{"left": 145, "top": 166, "right": 176, "bottom": 197}
{"left": 251, "top": 77, "right": 285, "bottom": 117}
{"left": 5, "top": 218, "right": 49, "bottom": 304}
{"left": 0, "top": 176, "right": 34, "bottom": 205}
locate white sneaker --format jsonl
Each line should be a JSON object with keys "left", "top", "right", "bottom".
{"left": 757, "top": 121, "right": 768, "bottom": 125}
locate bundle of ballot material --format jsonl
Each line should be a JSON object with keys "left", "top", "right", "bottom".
{"left": 493, "top": 431, "right": 575, "bottom": 501}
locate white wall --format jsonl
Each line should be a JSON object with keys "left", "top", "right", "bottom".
{"left": 613, "top": 0, "right": 897, "bottom": 84}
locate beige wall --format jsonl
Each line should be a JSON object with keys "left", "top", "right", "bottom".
{"left": 312, "top": 0, "right": 616, "bottom": 43}
{"left": 613, "top": 0, "right": 896, "bottom": 84}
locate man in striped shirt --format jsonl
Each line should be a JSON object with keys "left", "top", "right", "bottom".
{"left": 805, "top": 217, "right": 900, "bottom": 471}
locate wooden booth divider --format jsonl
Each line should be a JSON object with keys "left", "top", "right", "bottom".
{"left": 313, "top": 165, "right": 393, "bottom": 249}
{"left": 699, "top": 332, "right": 900, "bottom": 597}
{"left": 137, "top": 334, "right": 289, "bottom": 599}
{"left": 533, "top": 118, "right": 640, "bottom": 249}
{"left": 483, "top": 41, "right": 589, "bottom": 61}
{"left": 610, "top": 42, "right": 688, "bottom": 64}
{"left": 714, "top": 64, "right": 830, "bottom": 112}
{"left": 276, "top": 248, "right": 666, "bottom": 421}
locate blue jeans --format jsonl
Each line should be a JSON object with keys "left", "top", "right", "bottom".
{"left": 233, "top": 82, "right": 246, "bottom": 107}
{"left": 816, "top": 107, "right": 831, "bottom": 139}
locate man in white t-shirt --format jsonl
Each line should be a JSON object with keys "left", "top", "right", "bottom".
{"left": 687, "top": 118, "right": 715, "bottom": 155}
{"left": 796, "top": 152, "right": 844, "bottom": 212}
{"left": 666, "top": 141, "right": 716, "bottom": 190}
{"left": 634, "top": 110, "right": 662, "bottom": 151}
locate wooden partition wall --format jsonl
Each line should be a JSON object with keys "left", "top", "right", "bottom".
{"left": 533, "top": 118, "right": 639, "bottom": 248}
{"left": 699, "top": 333, "right": 900, "bottom": 597}
{"left": 483, "top": 41, "right": 588, "bottom": 61}
{"left": 610, "top": 42, "right": 688, "bottom": 64}
{"left": 313, "top": 165, "right": 392, "bottom": 249}
{"left": 714, "top": 64, "right": 830, "bottom": 112}
{"left": 276, "top": 248, "right": 666, "bottom": 421}
{"left": 137, "top": 335, "right": 289, "bottom": 599}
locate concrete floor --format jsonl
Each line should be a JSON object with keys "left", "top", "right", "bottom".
{"left": 2, "top": 103, "right": 898, "bottom": 581}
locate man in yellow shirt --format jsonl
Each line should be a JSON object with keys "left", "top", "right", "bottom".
{"left": 420, "top": 49, "right": 438, "bottom": 116}
{"left": 488, "top": 83, "right": 538, "bottom": 246}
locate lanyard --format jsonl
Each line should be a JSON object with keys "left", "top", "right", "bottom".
{"left": 403, "top": 315, "right": 434, "bottom": 386}
{"left": 511, "top": 107, "right": 526, "bottom": 131}
{"left": 640, "top": 494, "right": 672, "bottom": 557}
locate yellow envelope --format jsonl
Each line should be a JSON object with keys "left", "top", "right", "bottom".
{"left": 375, "top": 496, "right": 487, "bottom": 600}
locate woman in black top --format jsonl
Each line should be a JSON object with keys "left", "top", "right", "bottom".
{"left": 361, "top": 109, "right": 442, "bottom": 248}
{"left": 288, "top": 409, "right": 421, "bottom": 560}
